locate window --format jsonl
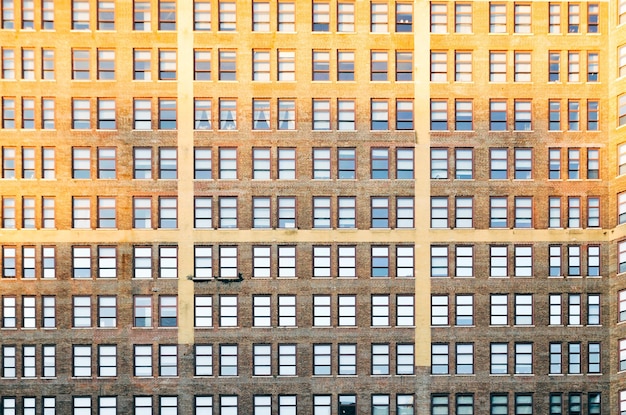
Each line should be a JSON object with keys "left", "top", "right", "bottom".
{"left": 588, "top": 246, "right": 600, "bottom": 276}
{"left": 22, "top": 197, "right": 34, "bottom": 228}
{"left": 588, "top": 100, "right": 599, "bottom": 130}
{"left": 549, "top": 3, "right": 560, "bottom": 32}
{"left": 158, "top": 50, "right": 177, "bottom": 80}
{"left": 253, "top": 344, "right": 271, "bottom": 376}
{"left": 42, "top": 98, "right": 55, "bottom": 129}
{"left": 568, "top": 197, "right": 581, "bottom": 228}
{"left": 338, "top": 100, "right": 355, "bottom": 130}
{"left": 568, "top": 3, "right": 579, "bottom": 32}
{"left": 218, "top": 49, "right": 236, "bottom": 81}
{"left": 587, "top": 52, "right": 598, "bottom": 81}
{"left": 159, "top": 197, "right": 177, "bottom": 228}
{"left": 252, "top": 197, "right": 270, "bottom": 228}
{"left": 311, "top": 99, "right": 330, "bottom": 130}
{"left": 620, "top": 94, "right": 626, "bottom": 126}
{"left": 194, "top": 50, "right": 211, "bottom": 81}
{"left": 514, "top": 343, "right": 533, "bottom": 374}
{"left": 216, "top": 147, "right": 237, "bottom": 179}
{"left": 98, "top": 296, "right": 116, "bottom": 327}
{"left": 249, "top": 50, "right": 271, "bottom": 82}
{"left": 159, "top": 295, "right": 178, "bottom": 327}
{"left": 431, "top": 343, "right": 449, "bottom": 374}
{"left": 514, "top": 100, "right": 532, "bottom": 130}
{"left": 569, "top": 293, "right": 581, "bottom": 325}
{"left": 97, "top": 198, "right": 116, "bottom": 228}
{"left": 73, "top": 345, "right": 92, "bottom": 377}
{"left": 567, "top": 100, "right": 581, "bottom": 131}
{"left": 490, "top": 100, "right": 507, "bottom": 130}
{"left": 312, "top": 1, "right": 329, "bottom": 31}
{"left": 514, "top": 52, "right": 531, "bottom": 81}
{"left": 372, "top": 295, "right": 391, "bottom": 326}
{"left": 97, "top": 50, "right": 115, "bottom": 80}
{"left": 194, "top": 197, "right": 212, "bottom": 228}
{"left": 455, "top": 51, "right": 472, "bottom": 82}
{"left": 312, "top": 50, "right": 330, "bottom": 81}
{"left": 430, "top": 3, "right": 447, "bottom": 32}
{"left": 194, "top": 344, "right": 213, "bottom": 377}
{"left": 133, "top": 99, "right": 151, "bottom": 130}
{"left": 194, "top": 148, "right": 212, "bottom": 179}
{"left": 337, "top": 343, "right": 356, "bottom": 375}
{"left": 514, "top": 198, "right": 532, "bottom": 228}
{"left": 219, "top": 295, "right": 237, "bottom": 326}
{"left": 490, "top": 3, "right": 506, "bottom": 33}
{"left": 337, "top": 148, "right": 355, "bottom": 179}
{"left": 159, "top": 247, "right": 177, "bottom": 279}
{"left": 455, "top": 246, "right": 473, "bottom": 277}
{"left": 338, "top": 295, "right": 356, "bottom": 326}
{"left": 588, "top": 342, "right": 600, "bottom": 373}
{"left": 372, "top": 343, "right": 390, "bottom": 375}
{"left": 430, "top": 295, "right": 449, "bottom": 327}
{"left": 396, "top": 2, "right": 412, "bottom": 32}
{"left": 134, "top": 346, "right": 152, "bottom": 377}
{"left": 371, "top": 100, "right": 389, "bottom": 130}
{"left": 133, "top": 49, "right": 151, "bottom": 81}
{"left": 133, "top": 198, "right": 152, "bottom": 229}
{"left": 134, "top": 296, "right": 152, "bottom": 326}
{"left": 371, "top": 2, "right": 388, "bottom": 32}
{"left": 313, "top": 197, "right": 331, "bottom": 228}
{"left": 96, "top": 0, "right": 114, "bottom": 29}
{"left": 568, "top": 343, "right": 581, "bottom": 374}
{"left": 159, "top": 345, "right": 178, "bottom": 376}
{"left": 134, "top": 0, "right": 151, "bottom": 30}
{"left": 490, "top": 343, "right": 508, "bottom": 374}
{"left": 313, "top": 344, "right": 331, "bottom": 375}
{"left": 98, "top": 345, "right": 116, "bottom": 377}
{"left": 253, "top": 295, "right": 271, "bottom": 326}
{"left": 219, "top": 1, "right": 235, "bottom": 30}
{"left": 72, "top": 99, "right": 90, "bottom": 129}
{"left": 449, "top": 198, "right": 472, "bottom": 229}
{"left": 194, "top": 0, "right": 211, "bottom": 30}
{"left": 430, "top": 245, "right": 448, "bottom": 277}
{"left": 513, "top": 245, "right": 531, "bottom": 276}
{"left": 73, "top": 397, "right": 91, "bottom": 414}
{"left": 2, "top": 198, "right": 15, "bottom": 229}
{"left": 278, "top": 295, "right": 296, "bottom": 326}
{"left": 456, "top": 343, "right": 473, "bottom": 374}
{"left": 454, "top": 100, "right": 473, "bottom": 131}
{"left": 514, "top": 294, "right": 532, "bottom": 325}
{"left": 549, "top": 342, "right": 562, "bottom": 374}
{"left": 72, "top": 0, "right": 89, "bottom": 29}
{"left": 22, "top": 247, "right": 35, "bottom": 278}
{"left": 549, "top": 294, "right": 563, "bottom": 325}
{"left": 514, "top": 4, "right": 531, "bottom": 32}
{"left": 219, "top": 246, "right": 238, "bottom": 278}
{"left": 313, "top": 295, "right": 331, "bottom": 326}
{"left": 431, "top": 51, "right": 447, "bottom": 82}
{"left": 568, "top": 51, "right": 580, "bottom": 81}
{"left": 252, "top": 1, "right": 269, "bottom": 31}
{"left": 158, "top": 99, "right": 176, "bottom": 129}
{"left": 454, "top": 3, "right": 472, "bottom": 33}
{"left": 432, "top": 395, "right": 449, "bottom": 415}
{"left": 396, "top": 51, "right": 413, "bottom": 81}
{"left": 587, "top": 197, "right": 600, "bottom": 227}
{"left": 336, "top": 2, "right": 354, "bottom": 32}
{"left": 371, "top": 197, "right": 389, "bottom": 228}
{"left": 277, "top": 197, "right": 296, "bottom": 228}
{"left": 194, "top": 295, "right": 212, "bottom": 327}
{"left": 491, "top": 294, "right": 508, "bottom": 325}
{"left": 371, "top": 51, "right": 388, "bottom": 81}
{"left": 1, "top": 49, "right": 15, "bottom": 80}
{"left": 430, "top": 100, "right": 448, "bottom": 130}
{"left": 278, "top": 1, "right": 295, "bottom": 31}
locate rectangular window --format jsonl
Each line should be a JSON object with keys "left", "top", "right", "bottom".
{"left": 455, "top": 197, "right": 473, "bottom": 228}
{"left": 134, "top": 345, "right": 152, "bottom": 376}
{"left": 97, "top": 197, "right": 116, "bottom": 228}
{"left": 430, "top": 245, "right": 448, "bottom": 277}
{"left": 453, "top": 4, "right": 471, "bottom": 33}
{"left": 313, "top": 344, "right": 331, "bottom": 375}
{"left": 550, "top": 342, "right": 562, "bottom": 374}
{"left": 371, "top": 197, "right": 389, "bottom": 228}
{"left": 97, "top": 50, "right": 115, "bottom": 80}
{"left": 134, "top": 0, "right": 151, "bottom": 30}
{"left": 218, "top": 246, "right": 238, "bottom": 279}
{"left": 588, "top": 52, "right": 598, "bottom": 81}
{"left": 218, "top": 50, "right": 236, "bottom": 81}
{"left": 219, "top": 99, "right": 237, "bottom": 130}
{"left": 159, "top": 197, "right": 177, "bottom": 228}
{"left": 430, "top": 3, "right": 447, "bottom": 32}
{"left": 372, "top": 343, "right": 390, "bottom": 374}
{"left": 133, "top": 99, "right": 151, "bottom": 130}
{"left": 568, "top": 51, "right": 580, "bottom": 81}
{"left": 133, "top": 198, "right": 152, "bottom": 229}
{"left": 396, "top": 2, "right": 412, "bottom": 32}
{"left": 159, "top": 345, "right": 177, "bottom": 376}
{"left": 194, "top": 0, "right": 211, "bottom": 30}
{"left": 455, "top": 51, "right": 472, "bottom": 82}
{"left": 313, "top": 197, "right": 331, "bottom": 229}
{"left": 514, "top": 51, "right": 531, "bottom": 81}
{"left": 219, "top": 294, "right": 238, "bottom": 326}
{"left": 133, "top": 49, "right": 151, "bottom": 80}
{"left": 456, "top": 343, "right": 473, "bottom": 374}
{"left": 550, "top": 294, "right": 562, "bottom": 325}
{"left": 373, "top": 295, "right": 391, "bottom": 326}
{"left": 514, "top": 294, "right": 533, "bottom": 325}
{"left": 549, "top": 245, "right": 562, "bottom": 277}
{"left": 253, "top": 344, "right": 271, "bottom": 375}
{"left": 431, "top": 344, "right": 449, "bottom": 374}
{"left": 514, "top": 4, "right": 531, "bottom": 33}
{"left": 252, "top": 197, "right": 270, "bottom": 228}
{"left": 278, "top": 1, "right": 295, "bottom": 31}
{"left": 194, "top": 197, "right": 212, "bottom": 228}
{"left": 194, "top": 247, "right": 212, "bottom": 280}
{"left": 336, "top": 51, "right": 355, "bottom": 82}
{"left": 568, "top": 343, "right": 581, "bottom": 374}
{"left": 397, "top": 295, "right": 415, "bottom": 327}
{"left": 371, "top": 50, "right": 388, "bottom": 81}
{"left": 431, "top": 51, "right": 447, "bottom": 82}
{"left": 371, "top": 2, "right": 388, "bottom": 32}
{"left": 490, "top": 3, "right": 506, "bottom": 33}
{"left": 588, "top": 100, "right": 599, "bottom": 131}
{"left": 219, "top": 1, "right": 236, "bottom": 31}
{"left": 312, "top": 296, "right": 330, "bottom": 326}
{"left": 431, "top": 148, "right": 448, "bottom": 180}
{"left": 195, "top": 344, "right": 212, "bottom": 376}
{"left": 72, "top": 0, "right": 89, "bottom": 29}
{"left": 490, "top": 100, "right": 507, "bottom": 130}
{"left": 490, "top": 344, "right": 508, "bottom": 374}
{"left": 42, "top": 197, "right": 55, "bottom": 228}
{"left": 253, "top": 295, "right": 271, "bottom": 326}
{"left": 371, "top": 99, "right": 389, "bottom": 130}
{"left": 158, "top": 0, "right": 176, "bottom": 30}
{"left": 569, "top": 293, "right": 581, "bottom": 324}
{"left": 568, "top": 3, "right": 580, "bottom": 32}
{"left": 313, "top": 247, "right": 331, "bottom": 278}
{"left": 549, "top": 3, "right": 560, "bottom": 33}
{"left": 396, "top": 51, "right": 413, "bottom": 81}
{"left": 252, "top": 50, "right": 270, "bottom": 81}
{"left": 194, "top": 50, "right": 211, "bottom": 81}
{"left": 514, "top": 198, "right": 532, "bottom": 228}
{"left": 277, "top": 51, "right": 295, "bottom": 81}
{"left": 430, "top": 99, "right": 448, "bottom": 130}
{"left": 277, "top": 197, "right": 296, "bottom": 228}
{"left": 73, "top": 345, "right": 92, "bottom": 377}
{"left": 312, "top": 1, "right": 330, "bottom": 31}
{"left": 278, "top": 295, "right": 296, "bottom": 326}
{"left": 588, "top": 246, "right": 600, "bottom": 276}
{"left": 194, "top": 147, "right": 211, "bottom": 178}
{"left": 337, "top": 2, "right": 354, "bottom": 32}
{"left": 338, "top": 295, "right": 356, "bottom": 326}
{"left": 455, "top": 100, "right": 472, "bottom": 130}
{"left": 514, "top": 100, "right": 532, "bottom": 130}
{"left": 313, "top": 50, "right": 330, "bottom": 81}
{"left": 252, "top": 2, "right": 270, "bottom": 31}
{"left": 158, "top": 99, "right": 176, "bottom": 129}
{"left": 491, "top": 294, "right": 508, "bottom": 325}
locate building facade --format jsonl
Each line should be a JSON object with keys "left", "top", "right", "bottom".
{"left": 0, "top": 0, "right": 624, "bottom": 413}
